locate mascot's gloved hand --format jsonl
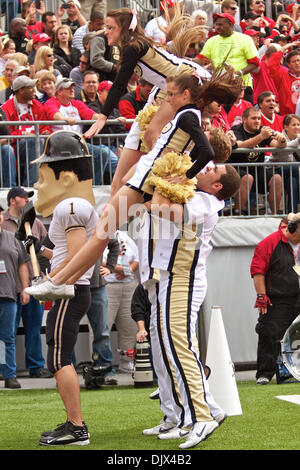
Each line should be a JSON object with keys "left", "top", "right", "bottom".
{"left": 24, "top": 235, "right": 41, "bottom": 254}
{"left": 254, "top": 294, "right": 272, "bottom": 311}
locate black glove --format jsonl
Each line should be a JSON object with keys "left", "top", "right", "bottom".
{"left": 24, "top": 235, "right": 41, "bottom": 254}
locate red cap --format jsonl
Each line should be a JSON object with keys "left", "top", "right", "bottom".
{"left": 244, "top": 29, "right": 260, "bottom": 36}
{"left": 98, "top": 80, "right": 113, "bottom": 92}
{"left": 213, "top": 13, "right": 235, "bottom": 25}
{"left": 160, "top": 0, "right": 176, "bottom": 11}
{"left": 285, "top": 3, "right": 295, "bottom": 13}
{"left": 33, "top": 33, "right": 51, "bottom": 44}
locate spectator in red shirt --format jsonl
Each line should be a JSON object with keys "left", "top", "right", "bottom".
{"left": 118, "top": 79, "right": 153, "bottom": 130}
{"left": 249, "top": 0, "right": 276, "bottom": 29}
{"left": 204, "top": 101, "right": 231, "bottom": 133}
{"left": 252, "top": 44, "right": 281, "bottom": 104}
{"left": 1, "top": 75, "right": 51, "bottom": 186}
{"left": 268, "top": 43, "right": 300, "bottom": 115}
{"left": 227, "top": 87, "right": 252, "bottom": 127}
{"left": 257, "top": 91, "right": 284, "bottom": 131}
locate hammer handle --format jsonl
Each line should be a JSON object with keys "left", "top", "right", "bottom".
{"left": 24, "top": 221, "right": 40, "bottom": 278}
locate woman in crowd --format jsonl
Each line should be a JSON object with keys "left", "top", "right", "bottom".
{"left": 33, "top": 46, "right": 62, "bottom": 79}
{"left": 53, "top": 25, "right": 81, "bottom": 69}
{"left": 271, "top": 113, "right": 300, "bottom": 213}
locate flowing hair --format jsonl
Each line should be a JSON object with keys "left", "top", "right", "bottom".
{"left": 168, "top": 66, "right": 243, "bottom": 109}
{"left": 163, "top": 2, "right": 206, "bottom": 58}
{"left": 197, "top": 64, "right": 243, "bottom": 109}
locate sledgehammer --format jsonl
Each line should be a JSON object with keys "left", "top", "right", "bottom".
{"left": 15, "top": 200, "right": 41, "bottom": 280}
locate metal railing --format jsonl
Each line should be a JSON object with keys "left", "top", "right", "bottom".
{"left": 0, "top": 118, "right": 299, "bottom": 218}
{"left": 0, "top": 118, "right": 132, "bottom": 187}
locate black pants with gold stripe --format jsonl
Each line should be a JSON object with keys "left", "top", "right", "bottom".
{"left": 46, "top": 285, "right": 91, "bottom": 374}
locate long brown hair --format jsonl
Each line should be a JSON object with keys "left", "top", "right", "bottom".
{"left": 168, "top": 66, "right": 243, "bottom": 109}
{"left": 106, "top": 8, "right": 154, "bottom": 53}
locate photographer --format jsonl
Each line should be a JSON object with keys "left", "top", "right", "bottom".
{"left": 56, "top": 0, "right": 87, "bottom": 35}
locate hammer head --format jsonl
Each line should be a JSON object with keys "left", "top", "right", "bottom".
{"left": 15, "top": 200, "right": 36, "bottom": 241}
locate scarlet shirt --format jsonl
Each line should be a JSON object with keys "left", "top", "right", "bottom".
{"left": 268, "top": 50, "right": 300, "bottom": 115}
{"left": 260, "top": 112, "right": 283, "bottom": 132}
{"left": 227, "top": 99, "right": 252, "bottom": 127}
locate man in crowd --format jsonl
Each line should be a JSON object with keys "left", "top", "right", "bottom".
{"left": 0, "top": 204, "right": 29, "bottom": 389}
{"left": 249, "top": 0, "right": 275, "bottom": 29}
{"left": 2, "top": 187, "right": 51, "bottom": 379}
{"left": 197, "top": 13, "right": 260, "bottom": 103}
{"left": 251, "top": 213, "right": 300, "bottom": 385}
{"left": 56, "top": 0, "right": 87, "bottom": 35}
{"left": 72, "top": 6, "right": 105, "bottom": 53}
{"left": 221, "top": 0, "right": 242, "bottom": 32}
{"left": 229, "top": 107, "right": 286, "bottom": 214}
{"left": 0, "top": 60, "right": 18, "bottom": 93}
{"left": 9, "top": 18, "right": 28, "bottom": 54}
{"left": 268, "top": 45, "right": 300, "bottom": 115}
{"left": 27, "top": 32, "right": 52, "bottom": 65}
{"left": 118, "top": 79, "right": 154, "bottom": 130}
{"left": 76, "top": 73, "right": 126, "bottom": 158}
{"left": 89, "top": 29, "right": 119, "bottom": 82}
{"left": 70, "top": 52, "right": 90, "bottom": 96}
{"left": 1, "top": 76, "right": 51, "bottom": 186}
{"left": 257, "top": 91, "right": 283, "bottom": 132}
{"left": 144, "top": 0, "right": 177, "bottom": 44}
{"left": 41, "top": 11, "right": 58, "bottom": 42}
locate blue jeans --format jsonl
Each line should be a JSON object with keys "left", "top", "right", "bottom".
{"left": 0, "top": 299, "right": 17, "bottom": 379}
{"left": 87, "top": 143, "right": 118, "bottom": 184}
{"left": 276, "top": 165, "right": 299, "bottom": 213}
{"left": 87, "top": 286, "right": 114, "bottom": 370}
{"left": 17, "top": 138, "right": 41, "bottom": 187}
{"left": 0, "top": 144, "right": 16, "bottom": 188}
{"left": 15, "top": 295, "right": 45, "bottom": 373}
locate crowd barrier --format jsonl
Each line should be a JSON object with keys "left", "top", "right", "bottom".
{"left": 0, "top": 118, "right": 299, "bottom": 218}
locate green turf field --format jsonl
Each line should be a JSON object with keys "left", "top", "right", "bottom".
{"left": 1, "top": 380, "right": 300, "bottom": 451}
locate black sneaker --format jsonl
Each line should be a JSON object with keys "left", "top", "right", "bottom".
{"left": 41, "top": 421, "right": 90, "bottom": 438}
{"left": 39, "top": 421, "right": 90, "bottom": 446}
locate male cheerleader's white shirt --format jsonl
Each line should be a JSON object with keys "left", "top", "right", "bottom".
{"left": 151, "top": 191, "right": 224, "bottom": 275}
{"left": 48, "top": 197, "right": 98, "bottom": 285}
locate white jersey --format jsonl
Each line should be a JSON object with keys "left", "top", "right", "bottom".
{"left": 152, "top": 191, "right": 224, "bottom": 275}
{"left": 127, "top": 106, "right": 201, "bottom": 193}
{"left": 49, "top": 197, "right": 98, "bottom": 285}
{"left": 137, "top": 192, "right": 224, "bottom": 284}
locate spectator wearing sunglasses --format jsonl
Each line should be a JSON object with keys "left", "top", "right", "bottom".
{"left": 249, "top": 0, "right": 276, "bottom": 29}
{"left": 221, "top": 0, "right": 243, "bottom": 32}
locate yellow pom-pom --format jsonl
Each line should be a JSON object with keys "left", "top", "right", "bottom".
{"left": 146, "top": 152, "right": 197, "bottom": 203}
{"left": 136, "top": 105, "right": 159, "bottom": 153}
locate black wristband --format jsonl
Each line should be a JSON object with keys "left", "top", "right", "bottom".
{"left": 257, "top": 294, "right": 265, "bottom": 299}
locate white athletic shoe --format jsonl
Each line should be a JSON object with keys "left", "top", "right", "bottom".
{"left": 142, "top": 420, "right": 177, "bottom": 436}
{"left": 214, "top": 411, "right": 227, "bottom": 426}
{"left": 149, "top": 388, "right": 160, "bottom": 399}
{"left": 158, "top": 427, "right": 189, "bottom": 440}
{"left": 178, "top": 420, "right": 219, "bottom": 449}
{"left": 25, "top": 279, "right": 75, "bottom": 301}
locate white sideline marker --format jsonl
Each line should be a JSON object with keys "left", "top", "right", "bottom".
{"left": 276, "top": 395, "right": 300, "bottom": 406}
